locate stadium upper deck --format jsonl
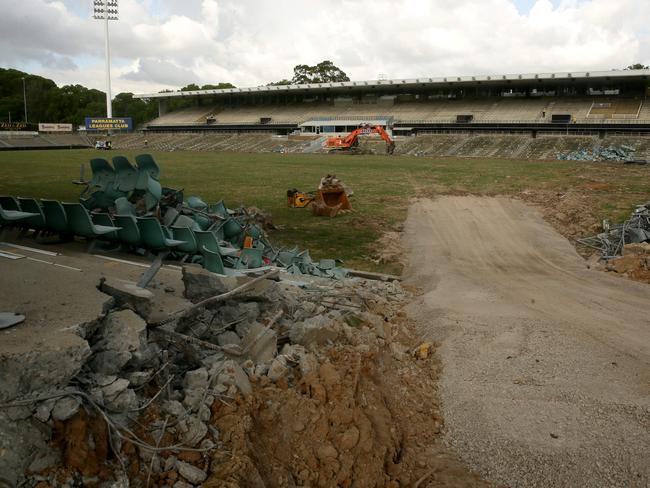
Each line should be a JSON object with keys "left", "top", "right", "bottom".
{"left": 134, "top": 69, "right": 650, "bottom": 134}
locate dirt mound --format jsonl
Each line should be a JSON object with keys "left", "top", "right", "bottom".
{"left": 206, "top": 328, "right": 489, "bottom": 487}
{"left": 604, "top": 242, "right": 650, "bottom": 283}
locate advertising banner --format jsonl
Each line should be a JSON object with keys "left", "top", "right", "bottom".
{"left": 0, "top": 122, "right": 27, "bottom": 131}
{"left": 85, "top": 117, "right": 133, "bottom": 131}
{"left": 38, "top": 123, "right": 73, "bottom": 132}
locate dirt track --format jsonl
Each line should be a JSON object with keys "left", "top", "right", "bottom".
{"left": 403, "top": 197, "right": 650, "bottom": 488}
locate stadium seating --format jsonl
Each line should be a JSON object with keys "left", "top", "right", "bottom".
{"left": 0, "top": 133, "right": 92, "bottom": 150}
{"left": 142, "top": 97, "right": 650, "bottom": 127}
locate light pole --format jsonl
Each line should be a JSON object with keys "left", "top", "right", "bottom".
{"left": 93, "top": 0, "right": 118, "bottom": 118}
{"left": 22, "top": 77, "right": 27, "bottom": 123}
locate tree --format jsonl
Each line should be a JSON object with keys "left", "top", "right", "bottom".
{"left": 267, "top": 79, "right": 292, "bottom": 86}
{"left": 291, "top": 60, "right": 350, "bottom": 84}
{"left": 200, "top": 83, "right": 236, "bottom": 90}
{"left": 113, "top": 92, "right": 158, "bottom": 127}
{"left": 624, "top": 63, "right": 649, "bottom": 70}
{"left": 162, "top": 82, "right": 236, "bottom": 113}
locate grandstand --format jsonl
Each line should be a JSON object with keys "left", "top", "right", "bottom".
{"left": 0, "top": 132, "right": 92, "bottom": 151}
{"left": 136, "top": 69, "right": 650, "bottom": 137}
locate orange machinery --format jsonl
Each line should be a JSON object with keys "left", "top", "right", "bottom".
{"left": 324, "top": 124, "right": 395, "bottom": 154}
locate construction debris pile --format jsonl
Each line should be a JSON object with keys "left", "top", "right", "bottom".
{"left": 556, "top": 144, "right": 639, "bottom": 162}
{"left": 578, "top": 200, "right": 650, "bottom": 259}
{"left": 0, "top": 154, "right": 347, "bottom": 279}
{"left": 0, "top": 264, "right": 431, "bottom": 487}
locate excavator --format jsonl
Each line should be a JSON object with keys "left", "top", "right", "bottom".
{"left": 324, "top": 124, "right": 396, "bottom": 154}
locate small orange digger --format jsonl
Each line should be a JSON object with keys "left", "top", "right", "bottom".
{"left": 287, "top": 175, "right": 353, "bottom": 217}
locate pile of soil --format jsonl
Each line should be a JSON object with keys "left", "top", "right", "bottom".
{"left": 603, "top": 243, "right": 650, "bottom": 284}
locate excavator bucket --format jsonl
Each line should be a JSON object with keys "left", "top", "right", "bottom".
{"left": 311, "top": 188, "right": 352, "bottom": 217}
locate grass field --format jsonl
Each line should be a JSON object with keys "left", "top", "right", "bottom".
{"left": 0, "top": 149, "right": 649, "bottom": 273}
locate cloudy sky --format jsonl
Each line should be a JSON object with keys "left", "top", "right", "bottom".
{"left": 1, "top": 0, "right": 649, "bottom": 95}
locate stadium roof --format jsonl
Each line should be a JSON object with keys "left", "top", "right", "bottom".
{"left": 134, "top": 69, "right": 650, "bottom": 100}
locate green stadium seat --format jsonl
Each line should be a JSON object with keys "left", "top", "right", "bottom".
{"left": 135, "top": 154, "right": 160, "bottom": 181}
{"left": 62, "top": 203, "right": 120, "bottom": 239}
{"left": 170, "top": 226, "right": 198, "bottom": 254}
{"left": 112, "top": 156, "right": 138, "bottom": 192}
{"left": 201, "top": 245, "right": 226, "bottom": 274}
{"left": 17, "top": 197, "right": 47, "bottom": 230}
{"left": 136, "top": 217, "right": 185, "bottom": 252}
{"left": 186, "top": 196, "right": 208, "bottom": 210}
{"left": 81, "top": 190, "right": 121, "bottom": 211}
{"left": 236, "top": 247, "right": 264, "bottom": 269}
{"left": 114, "top": 215, "right": 141, "bottom": 247}
{"left": 222, "top": 217, "right": 244, "bottom": 240}
{"left": 163, "top": 207, "right": 180, "bottom": 227}
{"left": 0, "top": 196, "right": 20, "bottom": 211}
{"left": 87, "top": 158, "right": 115, "bottom": 193}
{"left": 209, "top": 200, "right": 229, "bottom": 218}
{"left": 91, "top": 213, "right": 120, "bottom": 241}
{"left": 114, "top": 197, "right": 136, "bottom": 216}
{"left": 0, "top": 203, "right": 39, "bottom": 227}
{"left": 194, "top": 230, "right": 239, "bottom": 267}
{"left": 173, "top": 214, "right": 201, "bottom": 231}
{"left": 245, "top": 223, "right": 263, "bottom": 240}
{"left": 41, "top": 199, "right": 70, "bottom": 234}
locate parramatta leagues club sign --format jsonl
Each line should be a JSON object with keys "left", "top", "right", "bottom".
{"left": 85, "top": 117, "right": 133, "bottom": 131}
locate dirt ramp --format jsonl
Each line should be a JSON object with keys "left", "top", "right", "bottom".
{"left": 403, "top": 197, "right": 650, "bottom": 488}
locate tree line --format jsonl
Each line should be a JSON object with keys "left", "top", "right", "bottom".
{"left": 0, "top": 61, "right": 349, "bottom": 129}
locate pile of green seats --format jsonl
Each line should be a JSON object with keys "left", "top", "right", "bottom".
{"left": 0, "top": 154, "right": 348, "bottom": 279}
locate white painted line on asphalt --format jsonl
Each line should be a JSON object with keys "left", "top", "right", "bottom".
{"left": 23, "top": 256, "right": 81, "bottom": 271}
{"left": 0, "top": 242, "right": 59, "bottom": 256}
{"left": 93, "top": 254, "right": 150, "bottom": 268}
{"left": 0, "top": 250, "right": 25, "bottom": 260}
{"left": 93, "top": 254, "right": 183, "bottom": 273}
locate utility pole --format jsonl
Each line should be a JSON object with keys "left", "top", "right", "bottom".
{"left": 93, "top": 0, "right": 118, "bottom": 118}
{"left": 103, "top": 0, "right": 112, "bottom": 118}
{"left": 22, "top": 77, "right": 27, "bottom": 123}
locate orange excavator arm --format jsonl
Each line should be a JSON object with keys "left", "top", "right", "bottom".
{"left": 325, "top": 124, "right": 395, "bottom": 154}
{"left": 371, "top": 125, "right": 396, "bottom": 154}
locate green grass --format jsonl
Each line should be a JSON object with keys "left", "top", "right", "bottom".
{"left": 1, "top": 149, "right": 648, "bottom": 273}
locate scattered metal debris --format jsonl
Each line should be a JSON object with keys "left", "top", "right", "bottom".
{"left": 578, "top": 200, "right": 650, "bottom": 258}
{"left": 556, "top": 144, "right": 637, "bottom": 162}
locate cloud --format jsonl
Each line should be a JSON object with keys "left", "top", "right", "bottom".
{"left": 0, "top": 0, "right": 648, "bottom": 95}
{"left": 122, "top": 57, "right": 198, "bottom": 85}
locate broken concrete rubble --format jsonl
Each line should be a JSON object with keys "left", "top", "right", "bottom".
{"left": 289, "top": 311, "right": 342, "bottom": 348}
{"left": 0, "top": 333, "right": 90, "bottom": 403}
{"left": 1, "top": 259, "right": 417, "bottom": 486}
{"left": 182, "top": 264, "right": 238, "bottom": 301}
{"left": 88, "top": 309, "right": 147, "bottom": 375}
{"left": 98, "top": 277, "right": 154, "bottom": 318}
{"left": 176, "top": 459, "right": 208, "bottom": 484}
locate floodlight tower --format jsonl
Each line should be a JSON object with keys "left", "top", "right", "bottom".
{"left": 93, "top": 0, "right": 118, "bottom": 118}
